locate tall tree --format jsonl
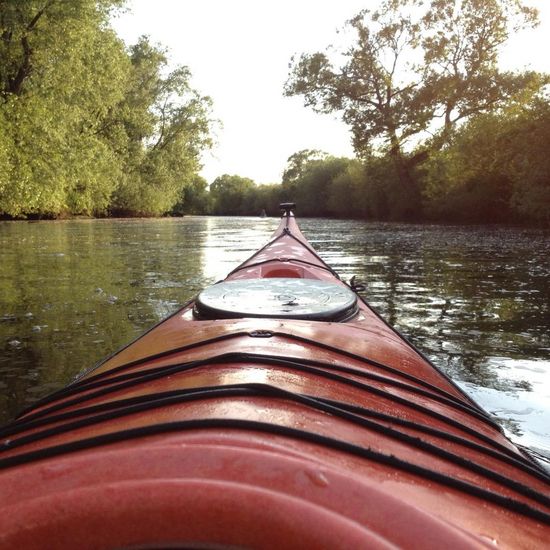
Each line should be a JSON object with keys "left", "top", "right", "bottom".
{"left": 0, "top": 4, "right": 213, "bottom": 218}
{"left": 285, "top": 0, "right": 544, "bottom": 216}
{"left": 282, "top": 149, "right": 327, "bottom": 185}
{"left": 209, "top": 174, "right": 256, "bottom": 215}
{"left": 422, "top": 0, "right": 541, "bottom": 146}
{"left": 111, "top": 37, "right": 213, "bottom": 216}
{"left": 0, "top": 0, "right": 129, "bottom": 217}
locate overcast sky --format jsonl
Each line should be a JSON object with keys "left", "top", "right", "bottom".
{"left": 112, "top": 0, "right": 550, "bottom": 185}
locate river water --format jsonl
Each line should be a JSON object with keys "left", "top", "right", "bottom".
{"left": 1, "top": 216, "right": 549, "bottom": 464}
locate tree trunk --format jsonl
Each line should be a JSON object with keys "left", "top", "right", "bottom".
{"left": 388, "top": 145, "right": 423, "bottom": 221}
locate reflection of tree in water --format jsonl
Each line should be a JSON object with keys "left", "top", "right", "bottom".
{"left": 0, "top": 219, "right": 210, "bottom": 423}
{"left": 0, "top": 324, "right": 75, "bottom": 421}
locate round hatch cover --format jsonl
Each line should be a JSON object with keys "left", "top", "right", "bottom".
{"left": 195, "top": 278, "right": 358, "bottom": 321}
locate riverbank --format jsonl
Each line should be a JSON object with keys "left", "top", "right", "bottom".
{"left": 2, "top": 211, "right": 549, "bottom": 230}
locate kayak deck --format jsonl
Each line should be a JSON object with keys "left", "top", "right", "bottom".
{"left": 0, "top": 209, "right": 548, "bottom": 548}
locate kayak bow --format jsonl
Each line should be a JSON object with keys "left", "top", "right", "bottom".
{"left": 0, "top": 204, "right": 548, "bottom": 549}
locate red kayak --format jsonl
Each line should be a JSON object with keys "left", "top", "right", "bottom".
{"left": 0, "top": 204, "right": 548, "bottom": 548}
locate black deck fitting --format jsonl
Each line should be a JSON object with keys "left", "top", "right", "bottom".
{"left": 279, "top": 203, "right": 296, "bottom": 216}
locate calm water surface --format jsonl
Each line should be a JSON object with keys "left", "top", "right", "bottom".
{"left": 1, "top": 217, "right": 549, "bottom": 463}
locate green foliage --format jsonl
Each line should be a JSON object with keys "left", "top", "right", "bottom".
{"left": 207, "top": 176, "right": 284, "bottom": 217}
{"left": 282, "top": 156, "right": 354, "bottom": 217}
{"left": 421, "top": 0, "right": 541, "bottom": 141}
{"left": 422, "top": 97, "right": 550, "bottom": 224}
{"left": 110, "top": 37, "right": 214, "bottom": 216}
{"left": 172, "top": 175, "right": 211, "bottom": 215}
{"left": 0, "top": 1, "right": 129, "bottom": 217}
{"left": 505, "top": 100, "right": 550, "bottom": 224}
{"left": 278, "top": 152, "right": 419, "bottom": 220}
{"left": 285, "top": 0, "right": 545, "bottom": 217}
{"left": 209, "top": 174, "right": 257, "bottom": 215}
{"left": 0, "top": 2, "right": 212, "bottom": 218}
{"left": 281, "top": 149, "right": 327, "bottom": 185}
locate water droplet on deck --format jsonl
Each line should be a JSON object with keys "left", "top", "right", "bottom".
{"left": 479, "top": 534, "right": 498, "bottom": 546}
{"left": 305, "top": 469, "right": 329, "bottom": 488}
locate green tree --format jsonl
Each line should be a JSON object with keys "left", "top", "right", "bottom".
{"left": 281, "top": 149, "right": 327, "bottom": 185}
{"left": 0, "top": 0, "right": 129, "bottom": 217}
{"left": 0, "top": 5, "right": 213, "bottom": 219}
{"left": 210, "top": 174, "right": 257, "bottom": 215}
{"left": 281, "top": 154, "right": 358, "bottom": 217}
{"left": 172, "top": 174, "right": 211, "bottom": 215}
{"left": 422, "top": 0, "right": 540, "bottom": 146}
{"left": 285, "top": 0, "right": 543, "bottom": 219}
{"left": 423, "top": 96, "right": 550, "bottom": 224}
{"left": 111, "top": 37, "right": 213, "bottom": 216}
{"left": 422, "top": 113, "right": 510, "bottom": 222}
{"left": 0, "top": 1, "right": 124, "bottom": 99}
{"left": 505, "top": 98, "right": 550, "bottom": 224}
{"left": 253, "top": 183, "right": 284, "bottom": 216}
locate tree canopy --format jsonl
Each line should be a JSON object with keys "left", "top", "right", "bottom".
{"left": 209, "top": 174, "right": 257, "bottom": 215}
{"left": 0, "top": 0, "right": 213, "bottom": 218}
{"left": 1, "top": 0, "right": 547, "bottom": 226}
{"left": 110, "top": 37, "right": 213, "bottom": 216}
{"left": 423, "top": 97, "right": 550, "bottom": 224}
{"left": 285, "top": 0, "right": 546, "bottom": 218}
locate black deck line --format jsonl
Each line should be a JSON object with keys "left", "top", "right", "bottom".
{"left": 3, "top": 383, "right": 547, "bottom": 483}
{"left": 0, "top": 418, "right": 549, "bottom": 524}
{"left": 4, "top": 352, "right": 526, "bottom": 464}
{"left": 3, "top": 383, "right": 549, "bottom": 504}
{"left": 9, "top": 351, "right": 499, "bottom": 438}
{"left": 18, "top": 326, "right": 493, "bottom": 428}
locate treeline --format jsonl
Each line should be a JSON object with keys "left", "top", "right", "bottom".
{"left": 1, "top": 0, "right": 549, "bottom": 226}
{"left": 280, "top": 0, "right": 550, "bottom": 226}
{"left": 190, "top": 96, "right": 550, "bottom": 225}
{"left": 0, "top": 1, "right": 212, "bottom": 218}
{"left": 320, "top": 98, "right": 549, "bottom": 225}
{"left": 156, "top": 0, "right": 550, "bottom": 226}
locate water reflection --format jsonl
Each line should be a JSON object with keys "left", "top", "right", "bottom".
{"left": 201, "top": 216, "right": 274, "bottom": 281}
{"left": 0, "top": 218, "right": 211, "bottom": 420}
{"left": 0, "top": 217, "right": 549, "bottom": 462}
{"left": 458, "top": 356, "right": 550, "bottom": 455}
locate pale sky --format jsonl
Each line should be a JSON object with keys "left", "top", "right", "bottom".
{"left": 112, "top": 0, "right": 550, "bottom": 185}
